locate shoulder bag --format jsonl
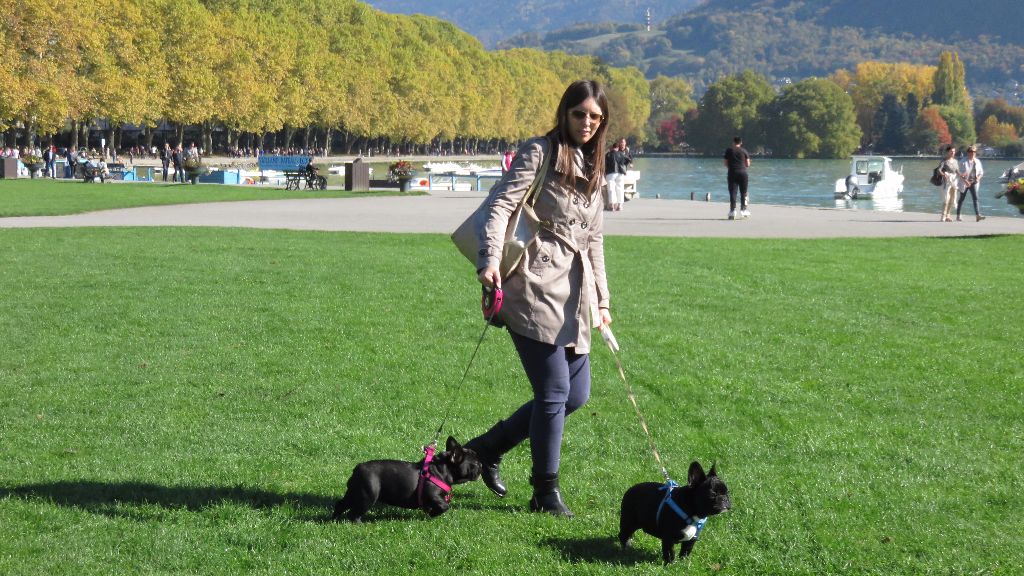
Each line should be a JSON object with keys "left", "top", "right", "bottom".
{"left": 451, "top": 147, "right": 550, "bottom": 279}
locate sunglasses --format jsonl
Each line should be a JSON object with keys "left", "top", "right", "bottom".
{"left": 569, "top": 109, "right": 605, "bottom": 123}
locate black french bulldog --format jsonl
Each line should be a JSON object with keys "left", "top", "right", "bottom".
{"left": 332, "top": 436, "right": 482, "bottom": 522}
{"left": 619, "top": 461, "right": 731, "bottom": 564}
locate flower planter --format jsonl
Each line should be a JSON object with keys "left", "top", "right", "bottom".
{"left": 24, "top": 163, "right": 44, "bottom": 178}
{"left": 398, "top": 176, "right": 413, "bottom": 192}
{"left": 1004, "top": 189, "right": 1024, "bottom": 214}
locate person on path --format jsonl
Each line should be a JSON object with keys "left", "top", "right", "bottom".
{"left": 161, "top": 143, "right": 172, "bottom": 182}
{"left": 604, "top": 138, "right": 632, "bottom": 211}
{"left": 939, "top": 145, "right": 959, "bottom": 222}
{"left": 464, "top": 80, "right": 613, "bottom": 517}
{"left": 723, "top": 136, "right": 751, "bottom": 219}
{"left": 171, "top": 145, "right": 184, "bottom": 183}
{"left": 957, "top": 145, "right": 986, "bottom": 222}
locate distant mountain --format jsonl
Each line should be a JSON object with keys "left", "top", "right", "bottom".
{"left": 500, "top": 0, "right": 1024, "bottom": 99}
{"left": 362, "top": 0, "right": 703, "bottom": 47}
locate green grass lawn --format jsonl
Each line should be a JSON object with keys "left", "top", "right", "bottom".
{"left": 1, "top": 226, "right": 1022, "bottom": 575}
{"left": 0, "top": 179, "right": 413, "bottom": 217}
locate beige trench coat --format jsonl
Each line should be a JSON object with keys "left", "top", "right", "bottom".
{"left": 476, "top": 136, "right": 610, "bottom": 353}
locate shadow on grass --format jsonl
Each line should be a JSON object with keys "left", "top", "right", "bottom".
{"left": 0, "top": 480, "right": 518, "bottom": 523}
{"left": 0, "top": 480, "right": 336, "bottom": 521}
{"left": 540, "top": 536, "right": 651, "bottom": 566}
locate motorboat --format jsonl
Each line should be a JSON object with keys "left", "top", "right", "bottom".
{"left": 1000, "top": 161, "right": 1024, "bottom": 183}
{"left": 834, "top": 155, "right": 904, "bottom": 199}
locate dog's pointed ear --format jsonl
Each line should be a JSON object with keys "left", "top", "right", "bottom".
{"left": 688, "top": 461, "right": 707, "bottom": 487}
{"left": 445, "top": 436, "right": 460, "bottom": 452}
{"left": 709, "top": 461, "right": 718, "bottom": 477}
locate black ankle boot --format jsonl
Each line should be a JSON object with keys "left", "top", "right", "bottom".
{"left": 479, "top": 457, "right": 507, "bottom": 498}
{"left": 529, "top": 473, "right": 573, "bottom": 517}
{"left": 465, "top": 421, "right": 515, "bottom": 498}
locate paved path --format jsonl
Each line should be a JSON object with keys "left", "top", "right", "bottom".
{"left": 2, "top": 190, "right": 1022, "bottom": 238}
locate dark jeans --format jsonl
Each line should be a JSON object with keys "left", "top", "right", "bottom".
{"left": 957, "top": 184, "right": 980, "bottom": 217}
{"left": 727, "top": 171, "right": 749, "bottom": 211}
{"left": 162, "top": 160, "right": 170, "bottom": 181}
{"left": 496, "top": 331, "right": 591, "bottom": 476}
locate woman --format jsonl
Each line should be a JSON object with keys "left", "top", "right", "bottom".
{"left": 939, "top": 145, "right": 958, "bottom": 222}
{"left": 465, "top": 80, "right": 613, "bottom": 517}
{"left": 957, "top": 146, "right": 985, "bottom": 222}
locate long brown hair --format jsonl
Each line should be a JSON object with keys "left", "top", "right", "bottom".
{"left": 547, "top": 80, "right": 609, "bottom": 198}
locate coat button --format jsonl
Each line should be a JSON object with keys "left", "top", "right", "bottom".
{"left": 541, "top": 255, "right": 550, "bottom": 262}
{"left": 569, "top": 218, "right": 576, "bottom": 225}
{"left": 581, "top": 222, "right": 588, "bottom": 229}
{"left": 478, "top": 249, "right": 487, "bottom": 256}
{"left": 573, "top": 197, "right": 579, "bottom": 205}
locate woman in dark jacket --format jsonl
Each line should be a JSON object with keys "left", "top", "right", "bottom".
{"left": 466, "top": 80, "right": 613, "bottom": 517}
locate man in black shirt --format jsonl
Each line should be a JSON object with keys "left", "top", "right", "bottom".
{"left": 723, "top": 136, "right": 751, "bottom": 219}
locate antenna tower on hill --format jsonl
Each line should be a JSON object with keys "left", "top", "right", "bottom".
{"left": 645, "top": 8, "right": 652, "bottom": 31}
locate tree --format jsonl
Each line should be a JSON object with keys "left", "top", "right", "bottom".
{"left": 931, "top": 52, "right": 975, "bottom": 147}
{"left": 686, "top": 70, "right": 774, "bottom": 154}
{"left": 831, "top": 61, "right": 935, "bottom": 147}
{"left": 604, "top": 66, "right": 651, "bottom": 143}
{"left": 763, "top": 78, "right": 861, "bottom": 158}
{"left": 655, "top": 115, "right": 685, "bottom": 151}
{"left": 937, "top": 105, "right": 977, "bottom": 149}
{"left": 875, "top": 94, "right": 909, "bottom": 153}
{"left": 932, "top": 51, "right": 968, "bottom": 108}
{"left": 910, "top": 106, "right": 951, "bottom": 152}
{"left": 978, "top": 115, "right": 1019, "bottom": 148}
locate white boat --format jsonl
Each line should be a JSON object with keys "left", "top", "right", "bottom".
{"left": 834, "top": 155, "right": 904, "bottom": 199}
{"left": 1000, "top": 161, "right": 1024, "bottom": 182}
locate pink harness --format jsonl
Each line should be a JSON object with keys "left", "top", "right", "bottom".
{"left": 416, "top": 444, "right": 452, "bottom": 508}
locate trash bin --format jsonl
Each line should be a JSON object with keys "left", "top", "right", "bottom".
{"left": 0, "top": 157, "right": 17, "bottom": 179}
{"left": 345, "top": 158, "right": 369, "bottom": 191}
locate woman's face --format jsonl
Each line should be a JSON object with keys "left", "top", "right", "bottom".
{"left": 566, "top": 97, "right": 604, "bottom": 146}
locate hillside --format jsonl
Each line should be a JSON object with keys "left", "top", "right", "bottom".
{"left": 362, "top": 0, "right": 702, "bottom": 47}
{"left": 499, "top": 0, "right": 1024, "bottom": 100}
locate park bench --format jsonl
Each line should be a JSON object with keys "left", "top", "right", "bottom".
{"left": 257, "top": 155, "right": 314, "bottom": 189}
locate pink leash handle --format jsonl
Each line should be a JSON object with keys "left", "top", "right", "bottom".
{"left": 482, "top": 286, "right": 503, "bottom": 320}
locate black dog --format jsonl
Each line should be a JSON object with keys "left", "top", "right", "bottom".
{"left": 332, "top": 436, "right": 482, "bottom": 522}
{"left": 619, "top": 461, "right": 731, "bottom": 564}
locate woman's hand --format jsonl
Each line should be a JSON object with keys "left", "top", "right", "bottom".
{"left": 599, "top": 307, "right": 612, "bottom": 328}
{"left": 478, "top": 266, "right": 501, "bottom": 290}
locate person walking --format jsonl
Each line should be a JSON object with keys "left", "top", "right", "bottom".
{"left": 957, "top": 145, "right": 986, "bottom": 222}
{"left": 464, "top": 80, "right": 613, "bottom": 517}
{"left": 723, "top": 136, "right": 752, "bottom": 219}
{"left": 161, "top": 143, "right": 172, "bottom": 182}
{"left": 939, "top": 145, "right": 959, "bottom": 222}
{"left": 171, "top": 144, "right": 184, "bottom": 183}
{"left": 604, "top": 139, "right": 622, "bottom": 211}
{"left": 604, "top": 138, "right": 632, "bottom": 211}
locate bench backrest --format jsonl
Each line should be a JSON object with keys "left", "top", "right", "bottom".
{"left": 258, "top": 155, "right": 311, "bottom": 172}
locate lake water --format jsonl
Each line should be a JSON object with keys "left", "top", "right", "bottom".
{"left": 632, "top": 156, "right": 1023, "bottom": 218}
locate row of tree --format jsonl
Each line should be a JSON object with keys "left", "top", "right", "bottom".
{"left": 657, "top": 52, "right": 1024, "bottom": 157}
{"left": 0, "top": 0, "right": 653, "bottom": 154}
{"left": 3, "top": 0, "right": 1020, "bottom": 158}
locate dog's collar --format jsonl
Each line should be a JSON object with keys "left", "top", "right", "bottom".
{"left": 416, "top": 445, "right": 452, "bottom": 508}
{"left": 656, "top": 480, "right": 707, "bottom": 539}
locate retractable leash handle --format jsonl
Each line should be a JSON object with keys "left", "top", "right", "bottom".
{"left": 482, "top": 286, "right": 503, "bottom": 320}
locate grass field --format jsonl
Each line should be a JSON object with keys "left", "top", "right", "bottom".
{"left": 0, "top": 179, "right": 408, "bottom": 217}
{"left": 1, "top": 223, "right": 1022, "bottom": 575}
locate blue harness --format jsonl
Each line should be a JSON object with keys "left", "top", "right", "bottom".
{"left": 656, "top": 480, "right": 707, "bottom": 539}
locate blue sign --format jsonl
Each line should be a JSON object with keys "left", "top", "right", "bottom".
{"left": 258, "top": 155, "right": 311, "bottom": 171}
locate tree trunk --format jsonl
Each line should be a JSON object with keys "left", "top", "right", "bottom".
{"left": 201, "top": 121, "right": 213, "bottom": 156}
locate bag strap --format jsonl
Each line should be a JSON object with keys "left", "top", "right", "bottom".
{"left": 519, "top": 138, "right": 551, "bottom": 210}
